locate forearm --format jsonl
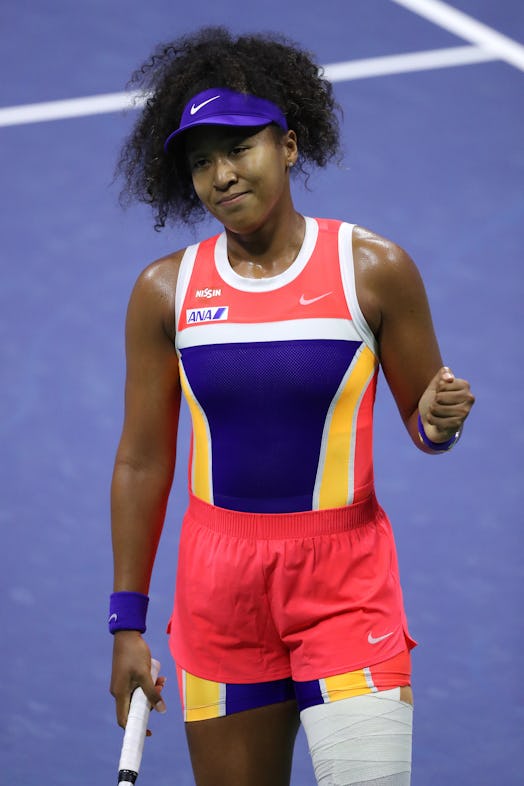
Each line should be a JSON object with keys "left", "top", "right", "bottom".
{"left": 111, "top": 458, "right": 175, "bottom": 592}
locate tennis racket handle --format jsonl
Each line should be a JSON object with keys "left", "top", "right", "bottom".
{"left": 118, "top": 658, "right": 161, "bottom": 781}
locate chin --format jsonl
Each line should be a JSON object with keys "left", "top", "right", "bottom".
{"left": 222, "top": 215, "right": 265, "bottom": 235}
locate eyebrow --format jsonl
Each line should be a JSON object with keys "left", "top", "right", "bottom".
{"left": 185, "top": 128, "right": 264, "bottom": 157}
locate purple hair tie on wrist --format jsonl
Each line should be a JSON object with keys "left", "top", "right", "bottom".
{"left": 108, "top": 591, "right": 149, "bottom": 634}
{"left": 417, "top": 413, "right": 461, "bottom": 452}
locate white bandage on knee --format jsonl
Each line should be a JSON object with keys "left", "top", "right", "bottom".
{"left": 300, "top": 688, "right": 413, "bottom": 786}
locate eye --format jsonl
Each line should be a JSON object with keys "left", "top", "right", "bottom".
{"left": 190, "top": 157, "right": 209, "bottom": 172}
{"left": 231, "top": 145, "right": 248, "bottom": 157}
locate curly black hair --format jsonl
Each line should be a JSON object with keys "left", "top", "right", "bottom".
{"left": 116, "top": 27, "right": 342, "bottom": 229}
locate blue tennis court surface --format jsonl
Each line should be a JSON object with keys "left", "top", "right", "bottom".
{"left": 1, "top": 1, "right": 522, "bottom": 783}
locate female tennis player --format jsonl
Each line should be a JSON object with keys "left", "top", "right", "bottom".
{"left": 109, "top": 27, "right": 475, "bottom": 786}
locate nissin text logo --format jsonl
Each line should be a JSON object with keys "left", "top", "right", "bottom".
{"left": 195, "top": 288, "right": 222, "bottom": 298}
{"left": 186, "top": 306, "right": 229, "bottom": 324}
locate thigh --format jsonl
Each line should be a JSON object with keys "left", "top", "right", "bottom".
{"left": 185, "top": 699, "right": 300, "bottom": 786}
{"left": 301, "top": 688, "right": 413, "bottom": 785}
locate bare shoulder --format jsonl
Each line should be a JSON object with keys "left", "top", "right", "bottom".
{"left": 351, "top": 225, "right": 426, "bottom": 334}
{"left": 352, "top": 225, "right": 417, "bottom": 278}
{"left": 128, "top": 248, "right": 186, "bottom": 340}
{"left": 133, "top": 248, "right": 185, "bottom": 300}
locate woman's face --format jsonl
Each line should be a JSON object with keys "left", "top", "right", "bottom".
{"left": 185, "top": 124, "right": 298, "bottom": 234}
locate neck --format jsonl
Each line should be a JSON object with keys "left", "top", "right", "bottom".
{"left": 226, "top": 210, "right": 306, "bottom": 279}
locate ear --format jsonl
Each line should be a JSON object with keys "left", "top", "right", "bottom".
{"left": 283, "top": 129, "right": 298, "bottom": 169}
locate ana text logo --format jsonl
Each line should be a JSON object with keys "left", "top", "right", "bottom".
{"left": 186, "top": 306, "right": 229, "bottom": 324}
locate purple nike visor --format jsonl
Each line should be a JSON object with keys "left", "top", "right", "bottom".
{"left": 163, "top": 87, "right": 288, "bottom": 152}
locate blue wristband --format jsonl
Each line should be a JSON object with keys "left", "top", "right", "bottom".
{"left": 417, "top": 413, "right": 461, "bottom": 452}
{"left": 108, "top": 591, "right": 149, "bottom": 634}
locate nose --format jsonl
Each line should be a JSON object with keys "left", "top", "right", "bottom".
{"left": 213, "top": 156, "right": 238, "bottom": 190}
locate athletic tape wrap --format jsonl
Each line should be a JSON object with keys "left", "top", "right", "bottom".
{"left": 108, "top": 591, "right": 149, "bottom": 634}
{"left": 417, "top": 413, "right": 461, "bottom": 452}
{"left": 300, "top": 688, "right": 413, "bottom": 785}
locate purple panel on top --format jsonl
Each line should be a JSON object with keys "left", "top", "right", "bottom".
{"left": 181, "top": 338, "right": 360, "bottom": 512}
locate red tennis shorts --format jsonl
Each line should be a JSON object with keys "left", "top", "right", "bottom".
{"left": 167, "top": 493, "right": 416, "bottom": 684}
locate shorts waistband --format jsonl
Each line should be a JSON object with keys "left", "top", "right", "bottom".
{"left": 186, "top": 493, "right": 380, "bottom": 539}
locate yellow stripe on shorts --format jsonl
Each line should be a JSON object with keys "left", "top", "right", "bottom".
{"left": 183, "top": 670, "right": 226, "bottom": 722}
{"left": 320, "top": 667, "right": 375, "bottom": 703}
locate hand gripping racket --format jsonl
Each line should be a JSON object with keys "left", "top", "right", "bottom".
{"left": 118, "top": 659, "right": 161, "bottom": 785}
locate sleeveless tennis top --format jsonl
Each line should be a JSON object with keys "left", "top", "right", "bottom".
{"left": 175, "top": 217, "right": 379, "bottom": 514}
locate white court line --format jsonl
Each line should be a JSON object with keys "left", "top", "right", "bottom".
{"left": 323, "top": 44, "right": 494, "bottom": 81}
{"left": 0, "top": 43, "right": 505, "bottom": 129}
{"left": 391, "top": 0, "right": 524, "bottom": 71}
{"left": 0, "top": 91, "right": 144, "bottom": 127}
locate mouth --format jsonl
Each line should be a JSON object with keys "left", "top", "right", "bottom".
{"left": 216, "top": 191, "right": 250, "bottom": 206}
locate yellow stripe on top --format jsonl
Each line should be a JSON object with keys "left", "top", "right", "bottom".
{"left": 179, "top": 362, "right": 213, "bottom": 503}
{"left": 315, "top": 345, "right": 377, "bottom": 509}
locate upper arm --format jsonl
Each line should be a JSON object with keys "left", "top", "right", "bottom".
{"left": 116, "top": 256, "right": 182, "bottom": 473}
{"left": 352, "top": 227, "right": 443, "bottom": 424}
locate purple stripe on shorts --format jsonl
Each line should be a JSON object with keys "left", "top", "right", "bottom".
{"left": 225, "top": 678, "right": 295, "bottom": 714}
{"left": 293, "top": 679, "right": 324, "bottom": 712}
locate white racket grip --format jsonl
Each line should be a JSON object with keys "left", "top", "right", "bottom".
{"left": 118, "top": 658, "right": 161, "bottom": 780}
